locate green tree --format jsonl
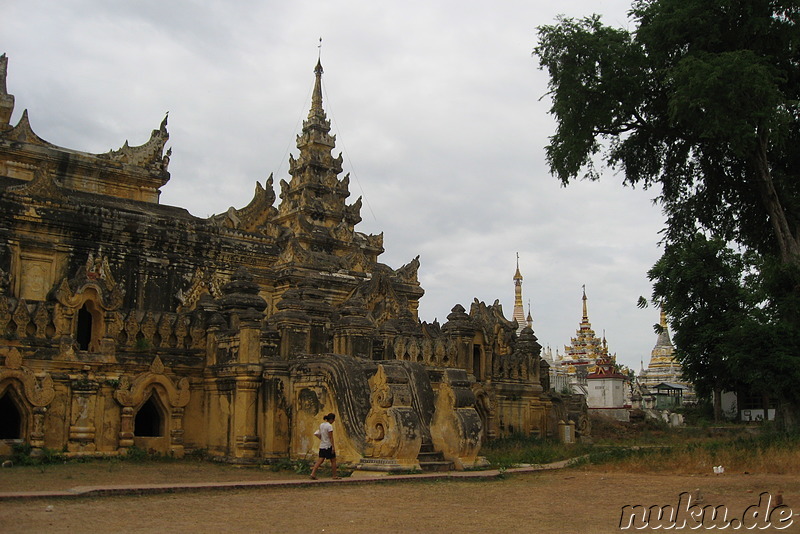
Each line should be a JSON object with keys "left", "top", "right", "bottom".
{"left": 534, "top": 0, "right": 800, "bottom": 426}
{"left": 647, "top": 234, "right": 749, "bottom": 421}
{"left": 534, "top": 1, "right": 800, "bottom": 262}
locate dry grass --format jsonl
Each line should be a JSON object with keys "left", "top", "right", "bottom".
{"left": 574, "top": 415, "right": 800, "bottom": 475}
{"left": 578, "top": 445, "right": 800, "bottom": 475}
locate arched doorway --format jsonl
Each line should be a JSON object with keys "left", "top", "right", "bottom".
{"left": 133, "top": 392, "right": 169, "bottom": 454}
{"left": 134, "top": 395, "right": 164, "bottom": 437}
{"left": 0, "top": 392, "right": 22, "bottom": 439}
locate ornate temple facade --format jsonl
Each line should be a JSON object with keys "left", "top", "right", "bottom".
{"left": 0, "top": 55, "right": 587, "bottom": 467}
{"left": 543, "top": 288, "right": 618, "bottom": 392}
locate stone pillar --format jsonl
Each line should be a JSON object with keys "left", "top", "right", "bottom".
{"left": 558, "top": 419, "right": 576, "bottom": 444}
{"left": 332, "top": 296, "right": 375, "bottom": 359}
{"left": 237, "top": 309, "right": 263, "bottom": 365}
{"left": 441, "top": 305, "right": 477, "bottom": 371}
{"left": 169, "top": 406, "right": 186, "bottom": 458}
{"left": 118, "top": 406, "right": 134, "bottom": 449}
{"left": 30, "top": 406, "right": 46, "bottom": 454}
{"left": 205, "top": 313, "right": 224, "bottom": 367}
{"left": 232, "top": 377, "right": 260, "bottom": 460}
{"left": 68, "top": 375, "right": 99, "bottom": 452}
{"left": 261, "top": 364, "right": 290, "bottom": 459}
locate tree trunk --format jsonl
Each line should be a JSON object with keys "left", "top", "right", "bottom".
{"left": 775, "top": 399, "right": 799, "bottom": 431}
{"left": 713, "top": 386, "right": 723, "bottom": 424}
{"left": 752, "top": 131, "right": 800, "bottom": 265}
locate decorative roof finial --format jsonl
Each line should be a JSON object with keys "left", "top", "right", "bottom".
{"left": 311, "top": 52, "right": 324, "bottom": 119}
{"left": 526, "top": 299, "right": 533, "bottom": 328}
{"left": 160, "top": 111, "right": 169, "bottom": 132}
{"left": 582, "top": 285, "right": 588, "bottom": 321}
{"left": 0, "top": 53, "right": 15, "bottom": 129}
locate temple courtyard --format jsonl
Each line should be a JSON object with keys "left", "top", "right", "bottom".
{"left": 1, "top": 461, "right": 797, "bottom": 533}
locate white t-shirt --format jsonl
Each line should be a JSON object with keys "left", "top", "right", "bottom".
{"left": 318, "top": 421, "right": 334, "bottom": 449}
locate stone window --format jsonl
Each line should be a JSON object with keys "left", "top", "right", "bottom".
{"left": 75, "top": 297, "right": 103, "bottom": 352}
{"left": 472, "top": 344, "right": 482, "bottom": 381}
{"left": 76, "top": 305, "right": 93, "bottom": 350}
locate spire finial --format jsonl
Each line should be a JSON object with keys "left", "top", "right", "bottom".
{"left": 582, "top": 285, "right": 588, "bottom": 320}
{"left": 311, "top": 51, "right": 324, "bottom": 118}
{"left": 513, "top": 252, "right": 523, "bottom": 281}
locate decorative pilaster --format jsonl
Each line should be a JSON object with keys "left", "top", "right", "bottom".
{"left": 68, "top": 372, "right": 100, "bottom": 452}
{"left": 232, "top": 377, "right": 261, "bottom": 460}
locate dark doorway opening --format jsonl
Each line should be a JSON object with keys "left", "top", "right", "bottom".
{"left": 0, "top": 394, "right": 22, "bottom": 439}
{"left": 472, "top": 344, "right": 482, "bottom": 380}
{"left": 134, "top": 396, "right": 164, "bottom": 437}
{"left": 76, "top": 304, "right": 92, "bottom": 351}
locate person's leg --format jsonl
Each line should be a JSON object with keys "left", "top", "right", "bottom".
{"left": 330, "top": 456, "right": 339, "bottom": 478}
{"left": 310, "top": 456, "right": 324, "bottom": 479}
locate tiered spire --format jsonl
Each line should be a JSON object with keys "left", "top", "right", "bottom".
{"left": 0, "top": 54, "right": 16, "bottom": 130}
{"left": 648, "top": 306, "right": 676, "bottom": 367}
{"left": 639, "top": 306, "right": 689, "bottom": 394}
{"left": 563, "top": 286, "right": 608, "bottom": 362}
{"left": 512, "top": 253, "right": 527, "bottom": 333}
{"left": 275, "top": 59, "right": 363, "bottom": 252}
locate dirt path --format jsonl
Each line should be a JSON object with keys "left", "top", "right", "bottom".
{"left": 1, "top": 466, "right": 797, "bottom": 533}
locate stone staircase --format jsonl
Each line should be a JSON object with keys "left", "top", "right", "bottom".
{"left": 416, "top": 443, "right": 452, "bottom": 472}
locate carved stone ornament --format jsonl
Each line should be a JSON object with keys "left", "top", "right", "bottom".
{"left": 6, "top": 164, "right": 66, "bottom": 200}
{"left": 0, "top": 347, "right": 56, "bottom": 406}
{"left": 54, "top": 252, "right": 124, "bottom": 311}
{"left": 1, "top": 110, "right": 55, "bottom": 147}
{"left": 114, "top": 355, "right": 190, "bottom": 409}
{"left": 2, "top": 346, "right": 22, "bottom": 369}
{"left": 99, "top": 113, "right": 169, "bottom": 172}
{"left": 430, "top": 369, "right": 482, "bottom": 469}
{"left": 363, "top": 364, "right": 421, "bottom": 461}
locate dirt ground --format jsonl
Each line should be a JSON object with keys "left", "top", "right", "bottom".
{"left": 1, "top": 462, "right": 798, "bottom": 533}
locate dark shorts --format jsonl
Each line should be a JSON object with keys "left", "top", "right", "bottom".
{"left": 319, "top": 447, "right": 336, "bottom": 459}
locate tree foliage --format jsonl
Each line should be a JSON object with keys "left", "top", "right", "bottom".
{"left": 534, "top": 0, "right": 800, "bottom": 261}
{"left": 648, "top": 234, "right": 800, "bottom": 421}
{"left": 648, "top": 235, "right": 746, "bottom": 397}
{"left": 534, "top": 0, "right": 800, "bottom": 425}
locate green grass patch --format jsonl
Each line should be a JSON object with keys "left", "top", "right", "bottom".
{"left": 481, "top": 434, "right": 591, "bottom": 469}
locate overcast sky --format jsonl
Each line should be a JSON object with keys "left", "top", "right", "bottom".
{"left": 4, "top": 0, "right": 667, "bottom": 371}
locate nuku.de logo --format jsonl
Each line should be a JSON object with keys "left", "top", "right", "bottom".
{"left": 619, "top": 491, "right": 794, "bottom": 530}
